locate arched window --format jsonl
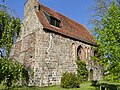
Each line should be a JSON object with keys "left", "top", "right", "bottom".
{"left": 94, "top": 50, "right": 97, "bottom": 56}
{"left": 77, "top": 45, "right": 85, "bottom": 61}
{"left": 85, "top": 47, "right": 88, "bottom": 59}
{"left": 72, "top": 43, "right": 76, "bottom": 61}
{"left": 94, "top": 50, "right": 100, "bottom": 58}
{"left": 77, "top": 45, "right": 82, "bottom": 59}
{"left": 87, "top": 47, "right": 91, "bottom": 60}
{"left": 90, "top": 69, "right": 94, "bottom": 80}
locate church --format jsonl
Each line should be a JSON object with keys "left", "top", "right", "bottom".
{"left": 11, "top": 0, "right": 102, "bottom": 86}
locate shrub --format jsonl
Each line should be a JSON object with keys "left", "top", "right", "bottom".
{"left": 0, "top": 57, "right": 29, "bottom": 89}
{"left": 91, "top": 80, "right": 98, "bottom": 86}
{"left": 60, "top": 72, "right": 80, "bottom": 88}
{"left": 76, "top": 57, "right": 88, "bottom": 83}
{"left": 96, "top": 83, "right": 120, "bottom": 90}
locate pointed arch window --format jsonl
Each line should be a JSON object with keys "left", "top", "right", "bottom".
{"left": 77, "top": 45, "right": 85, "bottom": 61}
{"left": 72, "top": 43, "right": 76, "bottom": 60}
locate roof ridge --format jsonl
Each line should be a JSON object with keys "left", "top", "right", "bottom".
{"left": 39, "top": 3, "right": 88, "bottom": 30}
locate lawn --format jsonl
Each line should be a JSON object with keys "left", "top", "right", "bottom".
{"left": 0, "top": 82, "right": 96, "bottom": 90}
{"left": 1, "top": 81, "right": 119, "bottom": 90}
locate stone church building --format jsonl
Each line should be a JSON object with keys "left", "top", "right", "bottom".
{"left": 11, "top": 0, "right": 102, "bottom": 86}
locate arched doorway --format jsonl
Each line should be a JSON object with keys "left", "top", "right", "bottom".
{"left": 90, "top": 69, "right": 94, "bottom": 80}
{"left": 77, "top": 45, "right": 85, "bottom": 61}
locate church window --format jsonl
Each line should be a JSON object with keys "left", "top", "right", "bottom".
{"left": 72, "top": 43, "right": 76, "bottom": 60}
{"left": 89, "top": 69, "right": 94, "bottom": 80}
{"left": 94, "top": 50, "right": 98, "bottom": 57}
{"left": 77, "top": 45, "right": 85, "bottom": 61}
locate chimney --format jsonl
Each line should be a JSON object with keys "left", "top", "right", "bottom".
{"left": 34, "top": 3, "right": 40, "bottom": 10}
{"left": 23, "top": 0, "right": 39, "bottom": 19}
{"left": 24, "top": 0, "right": 40, "bottom": 10}
{"left": 24, "top": 0, "right": 38, "bottom": 7}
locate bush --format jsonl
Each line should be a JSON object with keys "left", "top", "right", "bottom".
{"left": 96, "top": 83, "right": 120, "bottom": 90}
{"left": 60, "top": 72, "right": 80, "bottom": 88}
{"left": 91, "top": 80, "right": 98, "bottom": 86}
{"left": 76, "top": 57, "right": 88, "bottom": 83}
{"left": 0, "top": 57, "right": 29, "bottom": 89}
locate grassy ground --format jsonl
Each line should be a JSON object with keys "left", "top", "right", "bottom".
{"left": 1, "top": 81, "right": 119, "bottom": 90}
{"left": 0, "top": 82, "right": 96, "bottom": 90}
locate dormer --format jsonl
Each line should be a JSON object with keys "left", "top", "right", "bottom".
{"left": 43, "top": 11, "right": 61, "bottom": 28}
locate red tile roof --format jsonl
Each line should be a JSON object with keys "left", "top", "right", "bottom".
{"left": 34, "top": 2, "right": 97, "bottom": 46}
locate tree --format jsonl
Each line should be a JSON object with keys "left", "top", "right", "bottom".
{"left": 91, "top": 0, "right": 120, "bottom": 35}
{"left": 1, "top": 0, "right": 5, "bottom": 2}
{"left": 0, "top": 5, "right": 20, "bottom": 57}
{"left": 0, "top": 5, "right": 29, "bottom": 89}
{"left": 94, "top": 2, "right": 120, "bottom": 82}
{"left": 0, "top": 57, "right": 29, "bottom": 89}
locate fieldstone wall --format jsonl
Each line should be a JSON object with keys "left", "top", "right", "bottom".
{"left": 41, "top": 31, "right": 77, "bottom": 86}
{"left": 11, "top": 0, "right": 44, "bottom": 86}
{"left": 34, "top": 30, "right": 102, "bottom": 86}
{"left": 11, "top": 40, "right": 22, "bottom": 62}
{"left": 11, "top": 0, "right": 102, "bottom": 87}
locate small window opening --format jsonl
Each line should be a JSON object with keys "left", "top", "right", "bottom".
{"left": 43, "top": 11, "right": 61, "bottom": 28}
{"left": 50, "top": 17, "right": 60, "bottom": 28}
{"left": 43, "top": 11, "right": 50, "bottom": 23}
{"left": 94, "top": 50, "right": 100, "bottom": 58}
{"left": 30, "top": 56, "right": 33, "bottom": 58}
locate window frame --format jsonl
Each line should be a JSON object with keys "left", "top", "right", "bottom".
{"left": 43, "top": 11, "right": 61, "bottom": 28}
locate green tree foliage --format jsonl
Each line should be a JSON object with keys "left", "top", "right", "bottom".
{"left": 61, "top": 72, "right": 80, "bottom": 88}
{"left": 0, "top": 9, "right": 20, "bottom": 57}
{"left": 91, "top": 0, "right": 120, "bottom": 35}
{"left": 61, "top": 58, "right": 88, "bottom": 88}
{"left": 0, "top": 5, "right": 29, "bottom": 89}
{"left": 76, "top": 58, "right": 88, "bottom": 83}
{"left": 0, "top": 57, "right": 29, "bottom": 89}
{"left": 94, "top": 2, "right": 120, "bottom": 82}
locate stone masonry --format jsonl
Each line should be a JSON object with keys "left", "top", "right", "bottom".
{"left": 11, "top": 0, "right": 102, "bottom": 86}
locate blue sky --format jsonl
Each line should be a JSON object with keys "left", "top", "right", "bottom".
{"left": 0, "top": 0, "right": 95, "bottom": 30}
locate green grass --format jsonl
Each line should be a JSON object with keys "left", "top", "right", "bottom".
{"left": 0, "top": 83, "right": 5, "bottom": 90}
{"left": 0, "top": 82, "right": 96, "bottom": 90}
{"left": 4, "top": 81, "right": 119, "bottom": 90}
{"left": 99, "top": 81, "right": 120, "bottom": 85}
{"left": 1, "top": 81, "right": 119, "bottom": 90}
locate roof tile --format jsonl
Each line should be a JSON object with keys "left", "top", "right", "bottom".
{"left": 34, "top": 3, "right": 97, "bottom": 46}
